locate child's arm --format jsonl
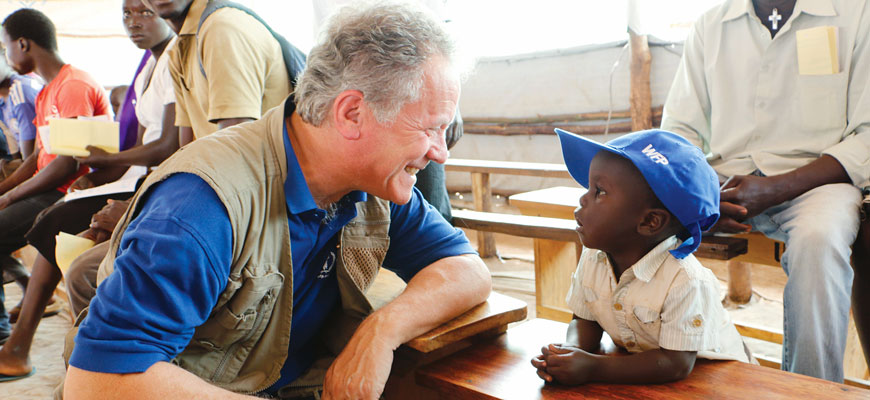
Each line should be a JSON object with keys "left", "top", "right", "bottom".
{"left": 531, "top": 316, "right": 602, "bottom": 382}
{"left": 544, "top": 345, "right": 697, "bottom": 385}
{"left": 566, "top": 316, "right": 603, "bottom": 353}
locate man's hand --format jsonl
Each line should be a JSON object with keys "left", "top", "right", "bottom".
{"left": 75, "top": 146, "right": 112, "bottom": 169}
{"left": 70, "top": 174, "right": 96, "bottom": 192}
{"left": 710, "top": 200, "right": 751, "bottom": 233}
{"left": 80, "top": 199, "right": 130, "bottom": 243}
{"left": 323, "top": 316, "right": 396, "bottom": 400}
{"left": 542, "top": 343, "right": 598, "bottom": 385}
{"left": 719, "top": 174, "right": 786, "bottom": 219}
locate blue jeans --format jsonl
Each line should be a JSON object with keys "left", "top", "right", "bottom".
{"left": 745, "top": 183, "right": 861, "bottom": 382}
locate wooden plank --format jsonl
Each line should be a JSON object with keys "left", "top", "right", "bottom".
{"left": 727, "top": 261, "right": 753, "bottom": 304}
{"left": 629, "top": 30, "right": 653, "bottom": 131}
{"left": 405, "top": 292, "right": 527, "bottom": 353}
{"left": 734, "top": 320, "right": 784, "bottom": 344}
{"left": 471, "top": 172, "right": 497, "bottom": 257}
{"left": 533, "top": 239, "right": 577, "bottom": 323}
{"left": 417, "top": 319, "right": 869, "bottom": 399}
{"left": 445, "top": 159, "right": 572, "bottom": 179}
{"left": 452, "top": 209, "right": 581, "bottom": 243}
{"left": 367, "top": 271, "right": 528, "bottom": 355}
{"left": 695, "top": 235, "right": 748, "bottom": 260}
{"left": 462, "top": 107, "right": 663, "bottom": 125}
{"left": 463, "top": 117, "right": 663, "bottom": 136}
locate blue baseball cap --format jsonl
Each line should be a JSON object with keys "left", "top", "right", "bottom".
{"left": 556, "top": 128, "right": 720, "bottom": 259}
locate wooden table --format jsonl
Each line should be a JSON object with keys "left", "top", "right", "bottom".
{"left": 371, "top": 270, "right": 529, "bottom": 399}
{"left": 509, "top": 186, "right": 585, "bottom": 321}
{"left": 416, "top": 318, "right": 869, "bottom": 399}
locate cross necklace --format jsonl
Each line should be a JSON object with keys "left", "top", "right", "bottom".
{"left": 769, "top": 8, "right": 782, "bottom": 30}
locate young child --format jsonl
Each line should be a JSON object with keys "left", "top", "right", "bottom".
{"left": 531, "top": 128, "right": 753, "bottom": 385}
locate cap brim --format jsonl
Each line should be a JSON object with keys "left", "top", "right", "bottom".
{"left": 556, "top": 128, "right": 622, "bottom": 188}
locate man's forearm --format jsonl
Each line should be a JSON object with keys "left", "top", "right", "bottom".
{"left": 323, "top": 254, "right": 491, "bottom": 399}
{"left": 365, "top": 254, "right": 491, "bottom": 346}
{"left": 769, "top": 154, "right": 851, "bottom": 204}
{"left": 65, "top": 363, "right": 256, "bottom": 400}
{"left": 0, "top": 151, "right": 37, "bottom": 195}
{"left": 4, "top": 155, "right": 78, "bottom": 203}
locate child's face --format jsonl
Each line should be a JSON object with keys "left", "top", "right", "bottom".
{"left": 574, "top": 152, "right": 656, "bottom": 253}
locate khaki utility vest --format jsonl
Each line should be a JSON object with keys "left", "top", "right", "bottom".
{"left": 95, "top": 99, "right": 391, "bottom": 393}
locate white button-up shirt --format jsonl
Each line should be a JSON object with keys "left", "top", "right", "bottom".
{"left": 566, "top": 237, "right": 751, "bottom": 362}
{"left": 661, "top": 0, "right": 870, "bottom": 185}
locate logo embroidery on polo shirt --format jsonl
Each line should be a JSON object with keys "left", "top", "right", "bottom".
{"left": 641, "top": 144, "right": 669, "bottom": 165}
{"left": 318, "top": 251, "right": 336, "bottom": 279}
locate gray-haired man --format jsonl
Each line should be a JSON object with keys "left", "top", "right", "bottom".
{"left": 64, "top": 3, "right": 490, "bottom": 399}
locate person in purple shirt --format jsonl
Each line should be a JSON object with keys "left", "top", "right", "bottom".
{"left": 65, "top": 3, "right": 491, "bottom": 399}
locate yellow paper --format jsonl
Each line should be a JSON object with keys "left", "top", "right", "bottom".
{"left": 55, "top": 232, "right": 95, "bottom": 273}
{"left": 47, "top": 118, "right": 120, "bottom": 157}
{"left": 796, "top": 26, "right": 839, "bottom": 75}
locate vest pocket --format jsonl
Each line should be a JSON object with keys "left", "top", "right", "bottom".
{"left": 192, "top": 271, "right": 284, "bottom": 350}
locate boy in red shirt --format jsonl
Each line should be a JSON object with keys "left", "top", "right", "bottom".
{"left": 0, "top": 8, "right": 108, "bottom": 372}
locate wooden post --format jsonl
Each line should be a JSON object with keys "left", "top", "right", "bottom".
{"left": 727, "top": 260, "right": 753, "bottom": 304}
{"left": 471, "top": 172, "right": 497, "bottom": 258}
{"left": 629, "top": 30, "right": 653, "bottom": 131}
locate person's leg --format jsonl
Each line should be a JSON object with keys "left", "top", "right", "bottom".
{"left": 851, "top": 200, "right": 870, "bottom": 365}
{"left": 0, "top": 254, "right": 60, "bottom": 376}
{"left": 414, "top": 161, "right": 452, "bottom": 222}
{"left": 0, "top": 193, "right": 124, "bottom": 376}
{"left": 752, "top": 183, "right": 861, "bottom": 382}
{"left": 0, "top": 191, "right": 62, "bottom": 332}
{"left": 65, "top": 242, "right": 109, "bottom": 318}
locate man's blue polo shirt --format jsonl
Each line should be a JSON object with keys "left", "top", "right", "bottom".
{"left": 71, "top": 107, "right": 475, "bottom": 394}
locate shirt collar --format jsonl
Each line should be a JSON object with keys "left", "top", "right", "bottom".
{"left": 178, "top": 0, "right": 207, "bottom": 36}
{"left": 281, "top": 96, "right": 366, "bottom": 215}
{"left": 796, "top": 0, "right": 837, "bottom": 17}
{"left": 723, "top": 0, "right": 836, "bottom": 22}
{"left": 629, "top": 236, "right": 680, "bottom": 283}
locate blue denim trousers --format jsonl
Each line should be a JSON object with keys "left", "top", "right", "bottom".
{"left": 745, "top": 183, "right": 861, "bottom": 382}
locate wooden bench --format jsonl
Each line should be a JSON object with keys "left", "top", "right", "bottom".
{"left": 452, "top": 209, "right": 746, "bottom": 321}
{"left": 445, "top": 158, "right": 572, "bottom": 258}
{"left": 415, "top": 318, "right": 870, "bottom": 399}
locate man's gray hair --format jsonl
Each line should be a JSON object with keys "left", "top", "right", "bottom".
{"left": 295, "top": 1, "right": 455, "bottom": 126}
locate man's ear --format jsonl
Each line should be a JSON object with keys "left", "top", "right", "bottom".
{"left": 331, "top": 89, "right": 364, "bottom": 140}
{"left": 637, "top": 208, "right": 672, "bottom": 237}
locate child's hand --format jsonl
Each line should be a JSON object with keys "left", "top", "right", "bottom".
{"left": 543, "top": 343, "right": 598, "bottom": 385}
{"left": 530, "top": 345, "right": 554, "bottom": 383}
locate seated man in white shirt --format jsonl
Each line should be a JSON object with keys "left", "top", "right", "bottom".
{"left": 660, "top": 0, "right": 870, "bottom": 382}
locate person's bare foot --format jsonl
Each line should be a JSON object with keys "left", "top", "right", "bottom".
{"left": 0, "top": 347, "right": 32, "bottom": 378}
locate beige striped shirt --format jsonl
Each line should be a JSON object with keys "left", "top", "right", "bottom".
{"left": 566, "top": 236, "right": 751, "bottom": 362}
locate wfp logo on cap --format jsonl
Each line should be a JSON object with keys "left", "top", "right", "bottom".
{"left": 641, "top": 144, "right": 669, "bottom": 165}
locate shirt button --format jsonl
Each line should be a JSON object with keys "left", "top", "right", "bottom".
{"left": 693, "top": 318, "right": 703, "bottom": 327}
{"left": 626, "top": 341, "right": 636, "bottom": 348}
{"left": 613, "top": 303, "right": 623, "bottom": 311}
